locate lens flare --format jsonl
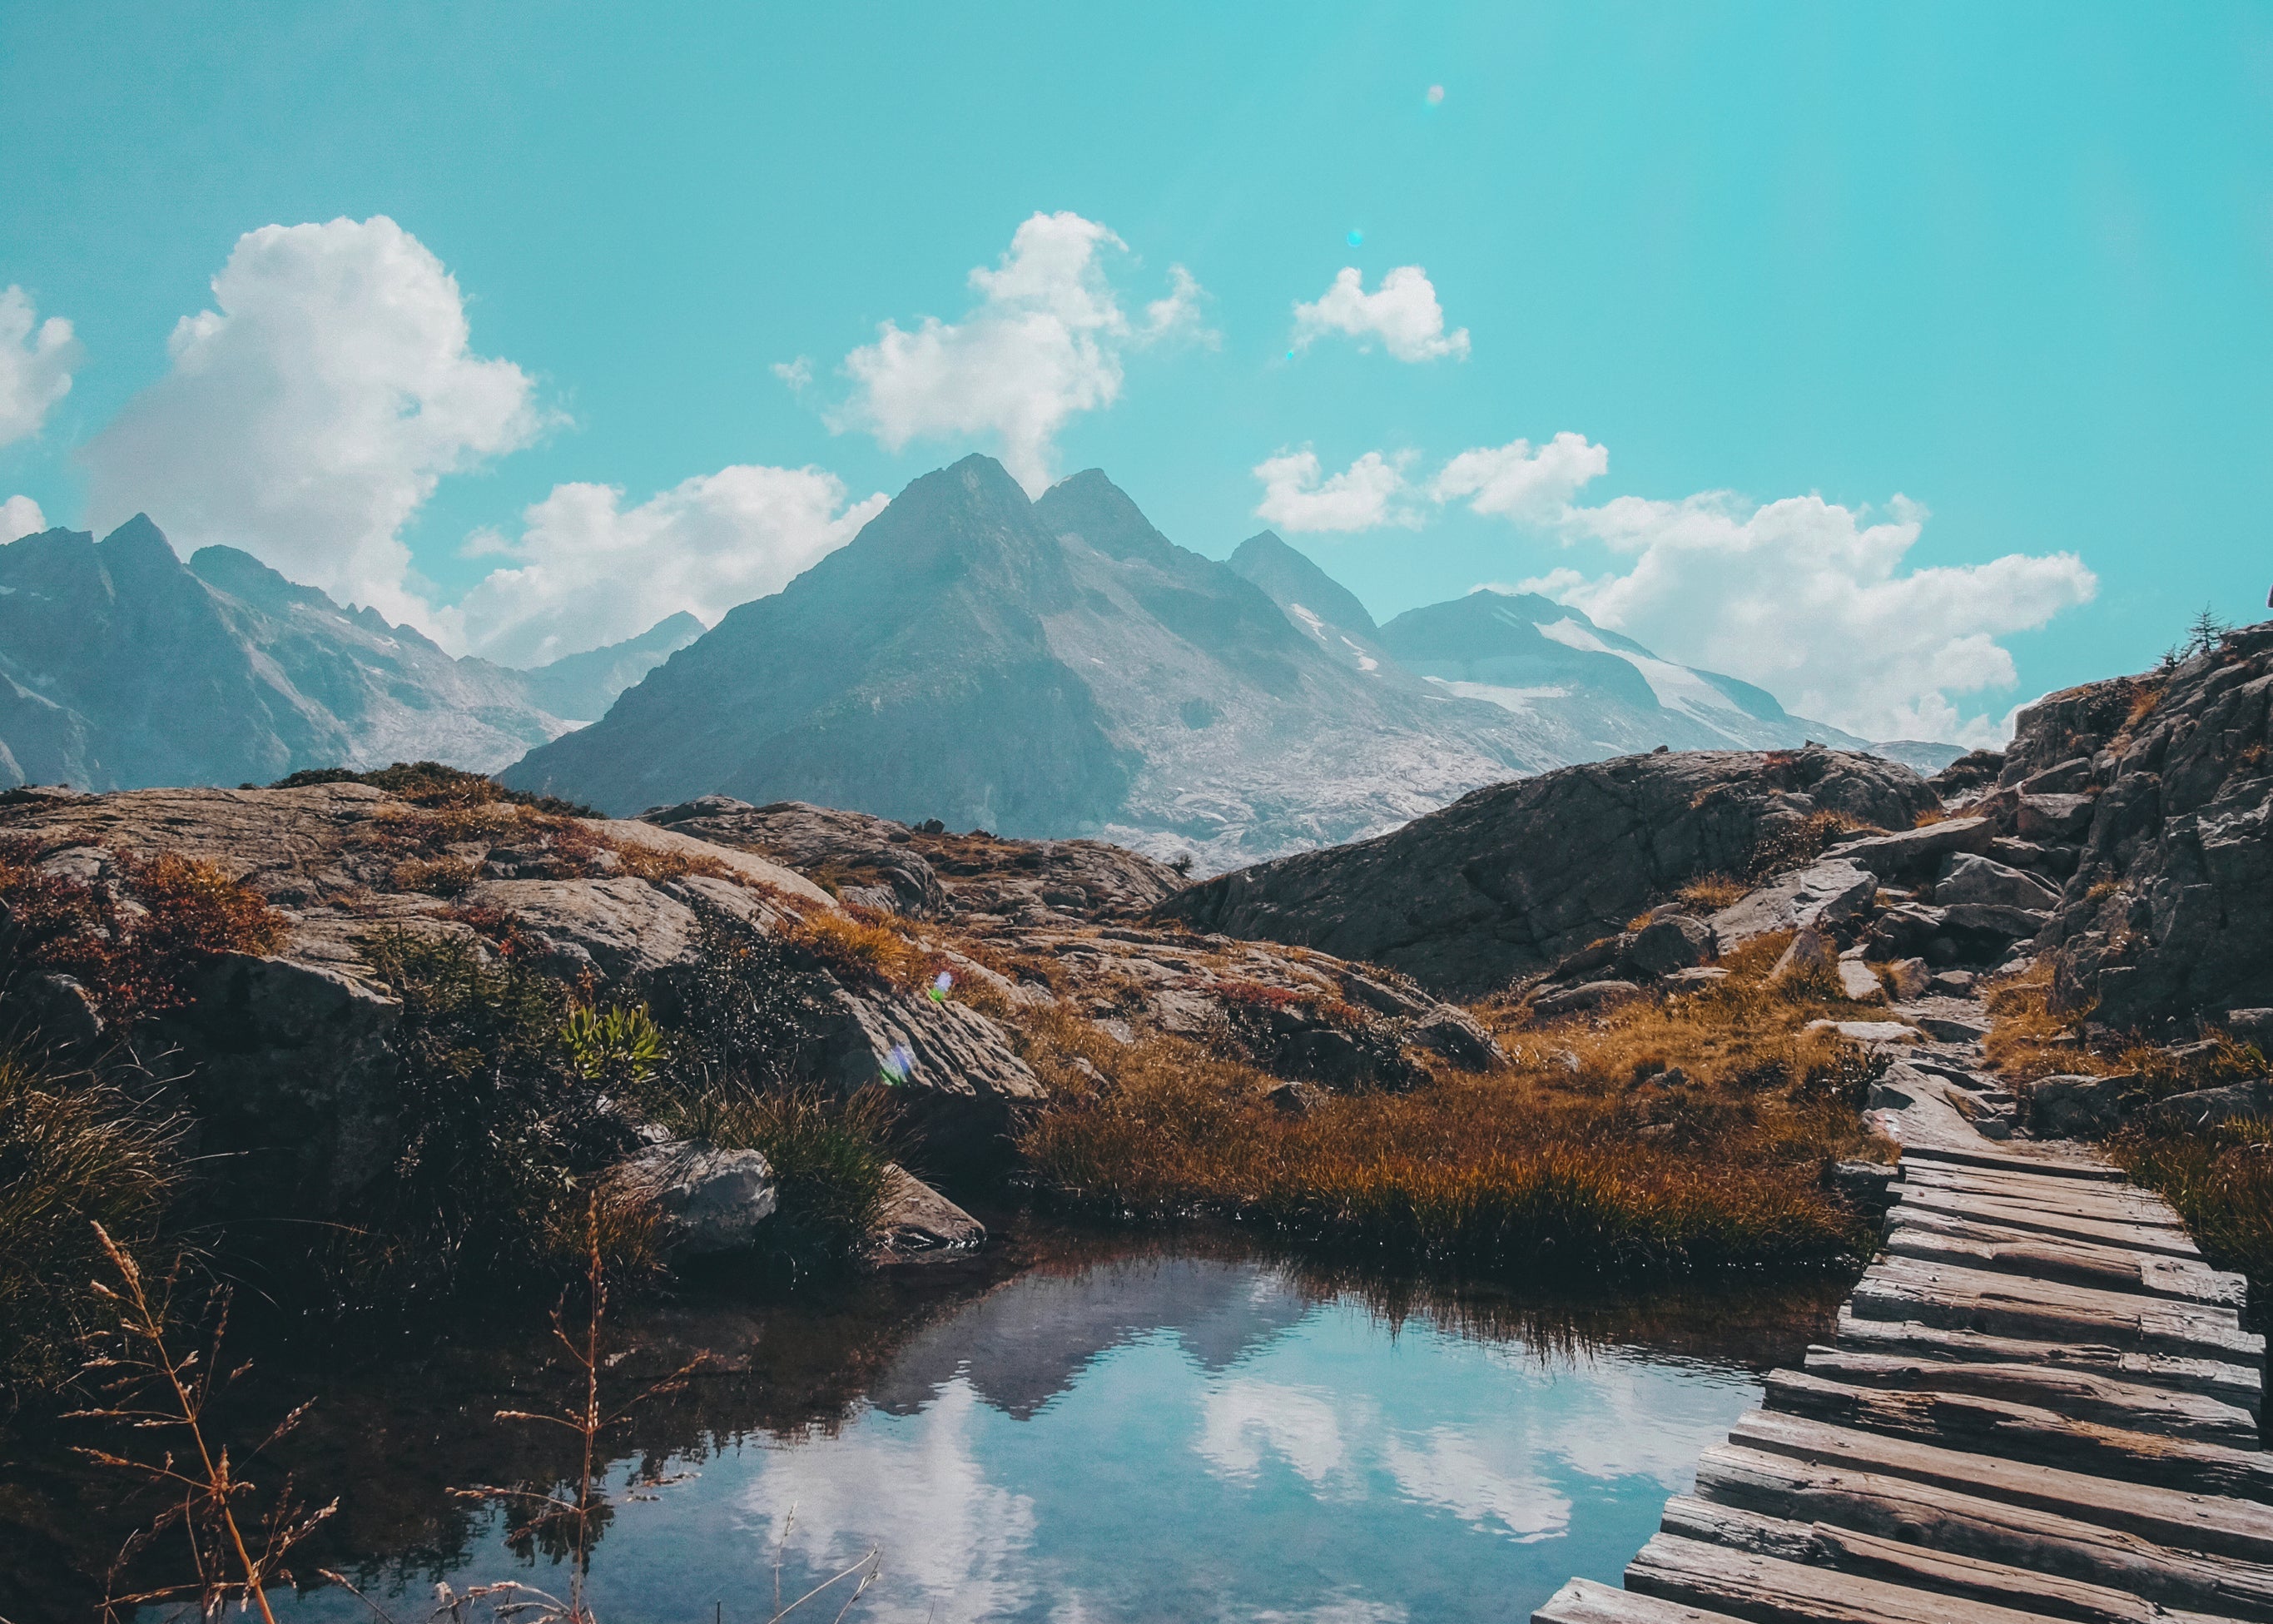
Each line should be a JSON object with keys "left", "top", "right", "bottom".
{"left": 881, "top": 1042, "right": 916, "bottom": 1082}
{"left": 929, "top": 970, "right": 954, "bottom": 1002}
{"left": 1346, "top": 227, "right": 1364, "bottom": 247}
{"left": 1427, "top": 84, "right": 1445, "bottom": 106}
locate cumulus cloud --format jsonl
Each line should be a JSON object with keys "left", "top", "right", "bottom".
{"left": 831, "top": 211, "right": 1205, "bottom": 494}
{"left": 0, "top": 286, "right": 78, "bottom": 447}
{"left": 1292, "top": 266, "right": 1469, "bottom": 362}
{"left": 772, "top": 355, "right": 813, "bottom": 390}
{"left": 1430, "top": 432, "right": 1607, "bottom": 520}
{"left": 1253, "top": 448, "right": 1416, "bottom": 534}
{"left": 81, "top": 216, "right": 543, "bottom": 628}
{"left": 0, "top": 495, "right": 46, "bottom": 544}
{"left": 1451, "top": 435, "right": 2097, "bottom": 742}
{"left": 449, "top": 463, "right": 887, "bottom": 667}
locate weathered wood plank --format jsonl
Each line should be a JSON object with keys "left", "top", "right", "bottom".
{"left": 1898, "top": 1163, "right": 2188, "bottom": 1225}
{"left": 1627, "top": 1531, "right": 2081, "bottom": 1623}
{"left": 1893, "top": 1186, "right": 2204, "bottom": 1258}
{"left": 1901, "top": 1138, "right": 2124, "bottom": 1182}
{"left": 1695, "top": 1443, "right": 2273, "bottom": 1621}
{"left": 1531, "top": 1577, "right": 1747, "bottom": 1624}
{"left": 1762, "top": 1368, "right": 2273, "bottom": 1501}
{"left": 1832, "top": 1309, "right": 2265, "bottom": 1415}
{"left": 1729, "top": 1410, "right": 2273, "bottom": 1562}
{"left": 1658, "top": 1496, "right": 2241, "bottom": 1624}
{"left": 1886, "top": 1209, "right": 2246, "bottom": 1305}
{"left": 1851, "top": 1256, "right": 2264, "bottom": 1366}
{"left": 1801, "top": 1346, "right": 2261, "bottom": 1448}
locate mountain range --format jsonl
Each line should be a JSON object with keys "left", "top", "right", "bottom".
{"left": 0, "top": 461, "right": 1954, "bottom": 863}
{"left": 0, "top": 515, "right": 696, "bottom": 790}
{"left": 504, "top": 454, "right": 1932, "bottom": 866}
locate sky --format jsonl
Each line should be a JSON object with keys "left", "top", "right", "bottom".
{"left": 1, "top": 2, "right": 2268, "bottom": 744}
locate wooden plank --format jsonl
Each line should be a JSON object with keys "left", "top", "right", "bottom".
{"left": 1850, "top": 1256, "right": 2264, "bottom": 1367}
{"left": 1532, "top": 1577, "right": 1747, "bottom": 1624}
{"left": 1728, "top": 1410, "right": 2273, "bottom": 1562}
{"left": 1894, "top": 1186, "right": 2202, "bottom": 1259}
{"left": 1900, "top": 1138, "right": 2124, "bottom": 1182}
{"left": 1626, "top": 1531, "right": 2080, "bottom": 1623}
{"left": 1801, "top": 1346, "right": 2261, "bottom": 1448}
{"left": 1885, "top": 1216, "right": 2250, "bottom": 1308}
{"left": 1762, "top": 1368, "right": 2273, "bottom": 1502}
{"left": 1833, "top": 1309, "right": 2264, "bottom": 1416}
{"left": 1659, "top": 1497, "right": 2241, "bottom": 1624}
{"left": 1695, "top": 1443, "right": 2273, "bottom": 1622}
{"left": 1899, "top": 1163, "right": 2187, "bottom": 1226}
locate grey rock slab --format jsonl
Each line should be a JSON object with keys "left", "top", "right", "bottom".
{"left": 2027, "top": 1072, "right": 2141, "bottom": 1138}
{"left": 1534, "top": 979, "right": 1644, "bottom": 1017}
{"left": 821, "top": 986, "right": 1046, "bottom": 1164}
{"left": 873, "top": 1164, "right": 985, "bottom": 1257}
{"left": 460, "top": 877, "right": 703, "bottom": 981}
{"left": 1836, "top": 959, "right": 1886, "bottom": 1002}
{"left": 1935, "top": 852, "right": 2062, "bottom": 911}
{"left": 1710, "top": 858, "right": 1879, "bottom": 948}
{"left": 1829, "top": 813, "right": 1996, "bottom": 877}
{"left": 2142, "top": 1077, "right": 2273, "bottom": 1131}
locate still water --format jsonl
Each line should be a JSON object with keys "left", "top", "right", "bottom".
{"left": 248, "top": 1241, "right": 1806, "bottom": 1624}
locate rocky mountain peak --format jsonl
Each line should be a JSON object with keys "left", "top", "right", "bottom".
{"left": 1228, "top": 530, "right": 1379, "bottom": 637}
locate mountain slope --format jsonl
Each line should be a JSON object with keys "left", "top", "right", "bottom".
{"left": 519, "top": 612, "right": 706, "bottom": 723}
{"left": 0, "top": 519, "right": 568, "bottom": 787}
{"left": 505, "top": 457, "right": 1574, "bottom": 862}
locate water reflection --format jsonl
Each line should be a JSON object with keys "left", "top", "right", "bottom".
{"left": 3, "top": 1227, "right": 1844, "bottom": 1623}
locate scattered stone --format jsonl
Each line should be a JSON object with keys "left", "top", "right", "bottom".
{"left": 613, "top": 1140, "right": 777, "bottom": 1255}
{"left": 2027, "top": 1072, "right": 2140, "bottom": 1138}
{"left": 1769, "top": 927, "right": 1836, "bottom": 985}
{"left": 1823, "top": 1160, "right": 1898, "bottom": 1213}
{"left": 873, "top": 1164, "right": 985, "bottom": 1257}
{"left": 1904, "top": 1010, "right": 1992, "bottom": 1044}
{"left": 1266, "top": 1079, "right": 1323, "bottom": 1115}
{"left": 1620, "top": 915, "right": 1713, "bottom": 978}
{"left": 1885, "top": 958, "right": 1932, "bottom": 1000}
{"left": 1407, "top": 1008, "right": 1506, "bottom": 1070}
{"left": 1806, "top": 1019, "right": 1921, "bottom": 1044}
{"left": 2222, "top": 1009, "right": 2273, "bottom": 1049}
{"left": 1939, "top": 901, "right": 2049, "bottom": 941}
{"left": 1664, "top": 966, "right": 1730, "bottom": 989}
{"left": 1836, "top": 959, "right": 1887, "bottom": 1003}
{"left": 1927, "top": 969, "right": 1976, "bottom": 996}
{"left": 1532, "top": 979, "right": 1644, "bottom": 1018}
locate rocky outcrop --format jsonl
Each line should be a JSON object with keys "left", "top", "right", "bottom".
{"left": 1153, "top": 747, "right": 1937, "bottom": 996}
{"left": 642, "top": 796, "right": 1183, "bottom": 922}
{"left": 873, "top": 1164, "right": 986, "bottom": 1258}
{"left": 2007, "top": 622, "right": 2273, "bottom": 1031}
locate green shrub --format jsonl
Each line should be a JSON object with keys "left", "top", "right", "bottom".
{"left": 270, "top": 760, "right": 599, "bottom": 818}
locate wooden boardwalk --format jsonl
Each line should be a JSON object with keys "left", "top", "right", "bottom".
{"left": 1535, "top": 1066, "right": 2268, "bottom": 1623}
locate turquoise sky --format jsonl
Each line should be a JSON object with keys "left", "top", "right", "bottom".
{"left": 2, "top": 2, "right": 2267, "bottom": 737}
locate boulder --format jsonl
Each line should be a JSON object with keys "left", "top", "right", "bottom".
{"left": 1769, "top": 927, "right": 1836, "bottom": 985}
{"left": 1407, "top": 1008, "right": 1506, "bottom": 1070}
{"left": 1807, "top": 1018, "right": 1921, "bottom": 1044}
{"left": 819, "top": 987, "right": 1047, "bottom": 1163}
{"left": 461, "top": 877, "right": 705, "bottom": 981}
{"left": 1885, "top": 958, "right": 1932, "bottom": 1001}
{"left": 613, "top": 1139, "right": 777, "bottom": 1255}
{"left": 1836, "top": 960, "right": 1886, "bottom": 1003}
{"left": 1265, "top": 1079, "right": 1323, "bottom": 1115}
{"left": 1934, "top": 853, "right": 2062, "bottom": 912}
{"left": 2222, "top": 1009, "right": 2273, "bottom": 1050}
{"left": 1829, "top": 815, "right": 1995, "bottom": 878}
{"left": 1532, "top": 979, "right": 1643, "bottom": 1018}
{"left": 1151, "top": 747, "right": 1935, "bottom": 996}
{"left": 2027, "top": 1072, "right": 2138, "bottom": 1138}
{"left": 1712, "top": 860, "right": 1878, "bottom": 948}
{"left": 1941, "top": 901, "right": 2050, "bottom": 941}
{"left": 2016, "top": 792, "right": 2096, "bottom": 842}
{"left": 2142, "top": 1077, "right": 2273, "bottom": 1131}
{"left": 1665, "top": 966, "right": 1730, "bottom": 989}
{"left": 1620, "top": 915, "right": 1713, "bottom": 978}
{"left": 873, "top": 1164, "right": 985, "bottom": 1257}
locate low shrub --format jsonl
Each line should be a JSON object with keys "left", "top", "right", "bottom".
{"left": 0, "top": 844, "right": 285, "bottom": 1025}
{"left": 674, "top": 1085, "right": 895, "bottom": 1286}
{"left": 0, "top": 1047, "right": 181, "bottom": 1393}
{"left": 270, "top": 760, "right": 599, "bottom": 818}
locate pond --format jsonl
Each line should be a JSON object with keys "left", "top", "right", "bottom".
{"left": 5, "top": 1228, "right": 1844, "bottom": 1623}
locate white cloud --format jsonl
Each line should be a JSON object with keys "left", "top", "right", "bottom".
{"left": 81, "top": 216, "right": 543, "bottom": 628}
{"left": 0, "top": 286, "right": 78, "bottom": 447}
{"left": 831, "top": 211, "right": 1204, "bottom": 494}
{"left": 1467, "top": 439, "right": 2097, "bottom": 741}
{"left": 448, "top": 463, "right": 887, "bottom": 668}
{"left": 1430, "top": 432, "right": 1607, "bottom": 520}
{"left": 772, "top": 355, "right": 813, "bottom": 390}
{"left": 0, "top": 494, "right": 46, "bottom": 544}
{"left": 1253, "top": 448, "right": 1416, "bottom": 534}
{"left": 1293, "top": 266, "right": 1469, "bottom": 363}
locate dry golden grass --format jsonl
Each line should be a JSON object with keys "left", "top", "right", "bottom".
{"left": 1674, "top": 875, "right": 1746, "bottom": 911}
{"left": 1012, "top": 936, "right": 1890, "bottom": 1279}
{"left": 785, "top": 904, "right": 939, "bottom": 992}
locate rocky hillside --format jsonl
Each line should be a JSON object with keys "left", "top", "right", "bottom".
{"left": 0, "top": 516, "right": 696, "bottom": 788}
{"left": 2010, "top": 620, "right": 2273, "bottom": 1032}
{"left": 1156, "top": 746, "right": 1938, "bottom": 996}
